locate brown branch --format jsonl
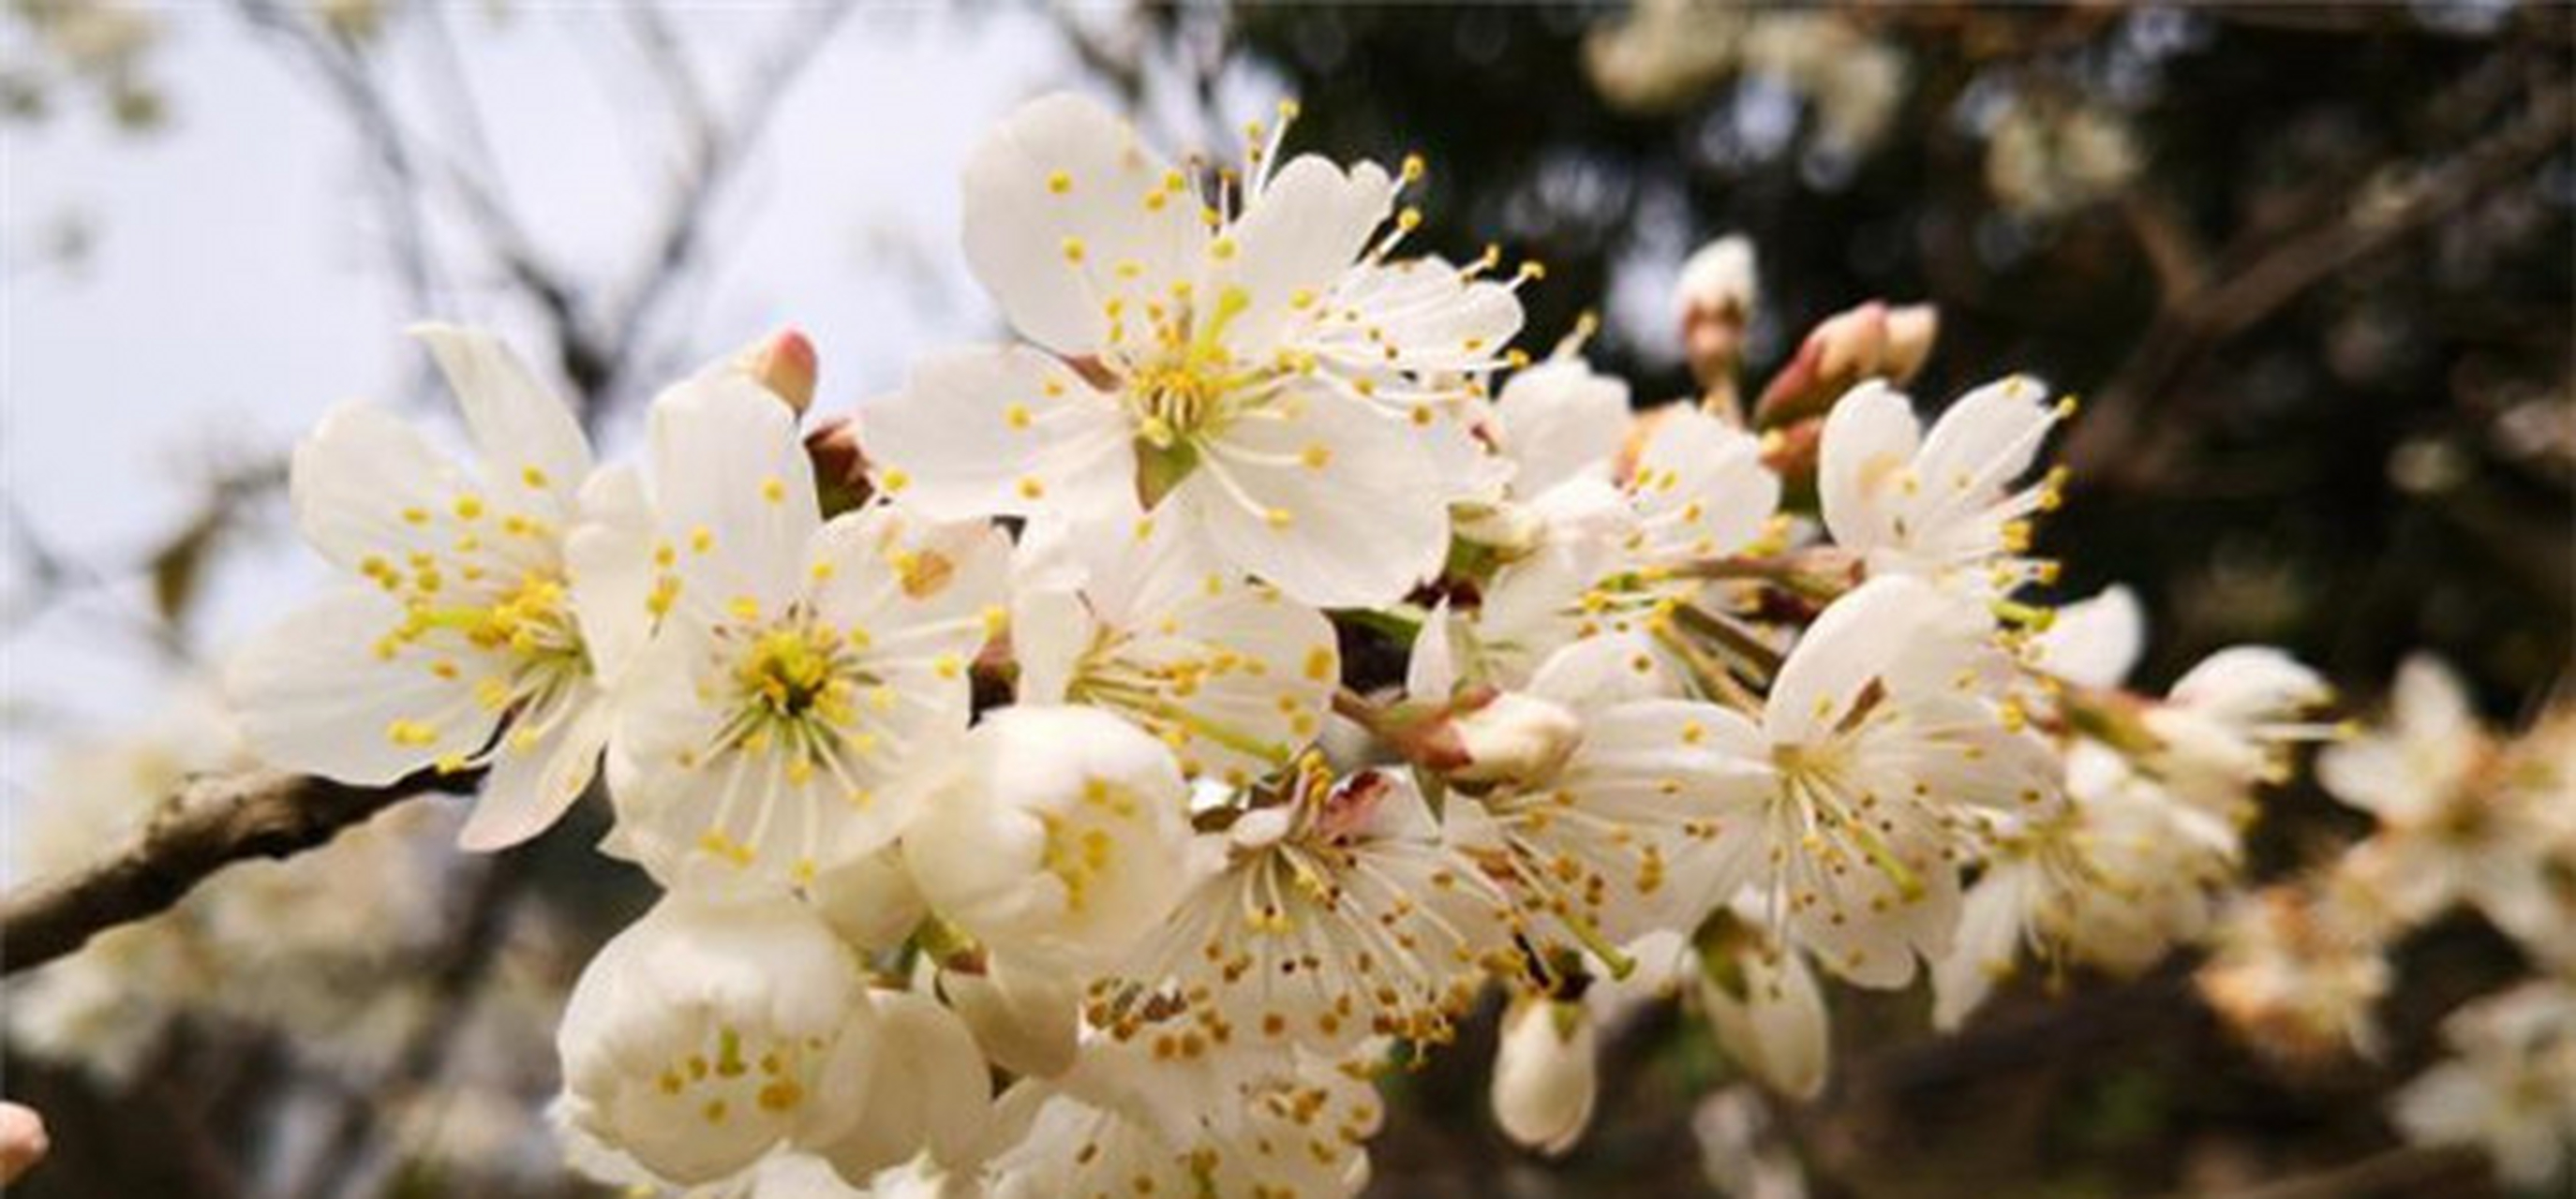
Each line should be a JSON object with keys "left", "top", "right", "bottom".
{"left": 2065, "top": 77, "right": 2575, "bottom": 490}
{"left": 0, "top": 766, "right": 476, "bottom": 977}
{"left": 2155, "top": 1142, "right": 2489, "bottom": 1199}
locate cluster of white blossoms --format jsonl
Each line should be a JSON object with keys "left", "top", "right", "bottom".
{"left": 223, "top": 93, "right": 2355, "bottom": 1196}
{"left": 2189, "top": 656, "right": 2576, "bottom": 1188}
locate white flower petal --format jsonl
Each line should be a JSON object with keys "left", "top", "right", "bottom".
{"left": 227, "top": 587, "right": 497, "bottom": 785}
{"left": 1210, "top": 154, "right": 1394, "bottom": 357}
{"left": 409, "top": 322, "right": 591, "bottom": 516}
{"left": 648, "top": 373, "right": 820, "bottom": 625}
{"left": 1911, "top": 375, "right": 2055, "bottom": 506}
{"left": 1183, "top": 391, "right": 1446, "bottom": 608}
{"left": 566, "top": 464, "right": 657, "bottom": 685}
{"left": 960, "top": 92, "right": 1205, "bottom": 354}
{"left": 2032, "top": 584, "right": 2144, "bottom": 688}
{"left": 1815, "top": 379, "right": 1920, "bottom": 555}
{"left": 1495, "top": 361, "right": 1630, "bottom": 498}
{"left": 1764, "top": 575, "right": 1935, "bottom": 748}
{"left": 287, "top": 402, "right": 471, "bottom": 572}
{"left": 1630, "top": 406, "right": 1779, "bottom": 563}
{"left": 863, "top": 347, "right": 1139, "bottom": 525}
{"left": 460, "top": 692, "right": 608, "bottom": 851}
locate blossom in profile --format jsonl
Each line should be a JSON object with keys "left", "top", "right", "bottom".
{"left": 1817, "top": 376, "right": 2069, "bottom": 604}
{"left": 229, "top": 325, "right": 618, "bottom": 851}
{"left": 1681, "top": 576, "right": 2061, "bottom": 988}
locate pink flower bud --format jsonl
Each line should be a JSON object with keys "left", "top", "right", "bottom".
{"left": 1450, "top": 691, "right": 1584, "bottom": 785}
{"left": 0, "top": 1103, "right": 46, "bottom": 1185}
{"left": 1752, "top": 300, "right": 1943, "bottom": 429}
{"left": 733, "top": 328, "right": 819, "bottom": 414}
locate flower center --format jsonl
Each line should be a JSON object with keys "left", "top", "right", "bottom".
{"left": 737, "top": 625, "right": 845, "bottom": 720}
{"left": 703, "top": 613, "right": 879, "bottom": 774}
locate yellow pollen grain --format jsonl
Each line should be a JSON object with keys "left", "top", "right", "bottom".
{"left": 1303, "top": 645, "right": 1334, "bottom": 682}
{"left": 1005, "top": 403, "right": 1033, "bottom": 430}
{"left": 761, "top": 476, "right": 787, "bottom": 504}
{"left": 1299, "top": 443, "right": 1332, "bottom": 470}
{"left": 1018, "top": 476, "right": 1047, "bottom": 500}
{"left": 521, "top": 466, "right": 549, "bottom": 489}
{"left": 454, "top": 495, "right": 484, "bottom": 520}
{"left": 1047, "top": 170, "right": 1072, "bottom": 195}
{"left": 881, "top": 466, "right": 911, "bottom": 493}
{"left": 1263, "top": 507, "right": 1294, "bottom": 529}
{"left": 1061, "top": 236, "right": 1086, "bottom": 263}
{"left": 691, "top": 525, "right": 715, "bottom": 554}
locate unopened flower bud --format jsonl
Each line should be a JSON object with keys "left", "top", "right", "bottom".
{"left": 1752, "top": 301, "right": 1943, "bottom": 429}
{"left": 904, "top": 706, "right": 1194, "bottom": 974}
{"left": 0, "top": 1103, "right": 47, "bottom": 1185}
{"left": 1675, "top": 235, "right": 1758, "bottom": 324}
{"left": 1450, "top": 499, "right": 1545, "bottom": 560}
{"left": 731, "top": 328, "right": 819, "bottom": 414}
{"left": 1450, "top": 692, "right": 1584, "bottom": 785}
{"left": 1492, "top": 996, "right": 1598, "bottom": 1156}
{"left": 940, "top": 963, "right": 1079, "bottom": 1079}
{"left": 1882, "top": 303, "right": 1939, "bottom": 382}
{"left": 1676, "top": 235, "right": 1758, "bottom": 396}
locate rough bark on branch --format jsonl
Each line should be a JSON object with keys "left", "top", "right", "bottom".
{"left": 0, "top": 767, "right": 476, "bottom": 978}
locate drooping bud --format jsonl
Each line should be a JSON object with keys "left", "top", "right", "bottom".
{"left": 731, "top": 328, "right": 819, "bottom": 414}
{"left": 1450, "top": 691, "right": 1585, "bottom": 785}
{"left": 1491, "top": 995, "right": 1598, "bottom": 1156}
{"left": 1751, "top": 301, "right": 1941, "bottom": 429}
{"left": 1675, "top": 235, "right": 1759, "bottom": 407}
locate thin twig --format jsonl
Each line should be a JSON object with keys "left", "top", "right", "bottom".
{"left": 0, "top": 766, "right": 477, "bottom": 976}
{"left": 2065, "top": 78, "right": 2574, "bottom": 489}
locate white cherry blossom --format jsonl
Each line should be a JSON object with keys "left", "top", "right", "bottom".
{"left": 1817, "top": 376, "right": 2070, "bottom": 602}
{"left": 1678, "top": 576, "right": 2062, "bottom": 987}
{"left": 862, "top": 91, "right": 1522, "bottom": 607}
{"left": 1087, "top": 763, "right": 1511, "bottom": 1062}
{"left": 605, "top": 374, "right": 1009, "bottom": 893}
{"left": 1012, "top": 513, "right": 1336, "bottom": 788}
{"left": 230, "top": 324, "right": 615, "bottom": 851}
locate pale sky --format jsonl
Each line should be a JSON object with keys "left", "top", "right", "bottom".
{"left": 0, "top": 3, "right": 1116, "bottom": 827}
